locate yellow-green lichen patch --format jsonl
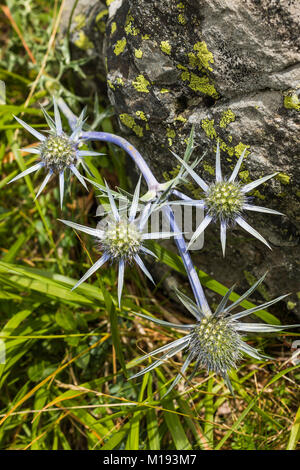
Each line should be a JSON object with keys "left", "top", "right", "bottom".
{"left": 238, "top": 170, "right": 250, "bottom": 182}
{"left": 175, "top": 115, "right": 187, "bottom": 122}
{"left": 188, "top": 42, "right": 214, "bottom": 72}
{"left": 234, "top": 142, "right": 250, "bottom": 158}
{"left": 96, "top": 9, "right": 108, "bottom": 22}
{"left": 203, "top": 163, "right": 214, "bottom": 175}
{"left": 111, "top": 22, "right": 117, "bottom": 35}
{"left": 142, "top": 34, "right": 150, "bottom": 40}
{"left": 276, "top": 173, "right": 290, "bottom": 185}
{"left": 134, "top": 48, "right": 143, "bottom": 59}
{"left": 113, "top": 38, "right": 127, "bottom": 56}
{"left": 125, "top": 13, "right": 140, "bottom": 36}
{"left": 97, "top": 21, "right": 106, "bottom": 33}
{"left": 74, "top": 31, "right": 93, "bottom": 51}
{"left": 160, "top": 88, "right": 170, "bottom": 93}
{"left": 145, "top": 123, "right": 150, "bottom": 130}
{"left": 107, "top": 79, "right": 115, "bottom": 90}
{"left": 119, "top": 113, "right": 144, "bottom": 137}
{"left": 178, "top": 14, "right": 186, "bottom": 24}
{"left": 177, "top": 2, "right": 185, "bottom": 9}
{"left": 106, "top": 0, "right": 116, "bottom": 6}
{"left": 160, "top": 40, "right": 171, "bottom": 55}
{"left": 177, "top": 64, "right": 188, "bottom": 71}
{"left": 201, "top": 119, "right": 217, "bottom": 139}
{"left": 166, "top": 128, "right": 176, "bottom": 138}
{"left": 116, "top": 77, "right": 124, "bottom": 85}
{"left": 166, "top": 128, "right": 176, "bottom": 147}
{"left": 287, "top": 301, "right": 297, "bottom": 311}
{"left": 252, "top": 190, "right": 265, "bottom": 200}
{"left": 74, "top": 14, "right": 86, "bottom": 31}
{"left": 181, "top": 71, "right": 218, "bottom": 98}
{"left": 132, "top": 75, "right": 150, "bottom": 93}
{"left": 180, "top": 70, "right": 190, "bottom": 81}
{"left": 219, "top": 109, "right": 236, "bottom": 128}
{"left": 136, "top": 111, "right": 147, "bottom": 121}
{"left": 284, "top": 94, "right": 300, "bottom": 111}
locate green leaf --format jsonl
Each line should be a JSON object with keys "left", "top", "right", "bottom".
{"left": 287, "top": 405, "right": 300, "bottom": 450}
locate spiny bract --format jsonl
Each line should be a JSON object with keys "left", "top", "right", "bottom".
{"left": 59, "top": 177, "right": 180, "bottom": 306}
{"left": 8, "top": 98, "right": 103, "bottom": 208}
{"left": 171, "top": 142, "right": 283, "bottom": 255}
{"left": 130, "top": 273, "right": 295, "bottom": 396}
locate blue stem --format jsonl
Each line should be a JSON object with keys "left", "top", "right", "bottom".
{"left": 58, "top": 99, "right": 210, "bottom": 315}
{"left": 82, "top": 130, "right": 210, "bottom": 315}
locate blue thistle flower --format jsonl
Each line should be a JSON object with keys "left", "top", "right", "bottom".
{"left": 130, "top": 273, "right": 296, "bottom": 395}
{"left": 172, "top": 143, "right": 282, "bottom": 255}
{"left": 8, "top": 98, "right": 103, "bottom": 208}
{"left": 59, "top": 177, "right": 180, "bottom": 306}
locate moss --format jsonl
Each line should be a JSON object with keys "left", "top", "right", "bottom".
{"left": 132, "top": 74, "right": 150, "bottom": 93}
{"left": 160, "top": 41, "right": 171, "bottom": 55}
{"left": 110, "top": 22, "right": 117, "bottom": 35}
{"left": 134, "top": 48, "right": 143, "bottom": 59}
{"left": 203, "top": 163, "right": 215, "bottom": 175}
{"left": 284, "top": 94, "right": 300, "bottom": 111}
{"left": 276, "top": 173, "right": 290, "bottom": 185}
{"left": 178, "top": 14, "right": 186, "bottom": 25}
{"left": 113, "top": 38, "right": 127, "bottom": 56}
{"left": 287, "top": 301, "right": 297, "bottom": 310}
{"left": 160, "top": 88, "right": 170, "bottom": 93}
{"left": 136, "top": 111, "right": 147, "bottom": 121}
{"left": 220, "top": 109, "right": 236, "bottom": 128}
{"left": 201, "top": 119, "right": 217, "bottom": 139}
{"left": 244, "top": 271, "right": 270, "bottom": 301}
{"left": 119, "top": 113, "right": 144, "bottom": 137}
{"left": 145, "top": 123, "right": 150, "bottom": 130}
{"left": 74, "top": 31, "right": 93, "bottom": 51}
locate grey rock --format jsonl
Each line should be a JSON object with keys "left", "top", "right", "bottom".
{"left": 61, "top": 0, "right": 300, "bottom": 314}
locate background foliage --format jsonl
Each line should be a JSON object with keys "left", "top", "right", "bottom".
{"left": 0, "top": 0, "right": 299, "bottom": 450}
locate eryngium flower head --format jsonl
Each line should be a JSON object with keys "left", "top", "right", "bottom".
{"left": 8, "top": 98, "right": 103, "bottom": 208}
{"left": 189, "top": 315, "right": 243, "bottom": 376}
{"left": 130, "top": 273, "right": 296, "bottom": 395}
{"left": 101, "top": 218, "right": 142, "bottom": 260}
{"left": 172, "top": 142, "right": 283, "bottom": 255}
{"left": 59, "top": 177, "right": 180, "bottom": 306}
